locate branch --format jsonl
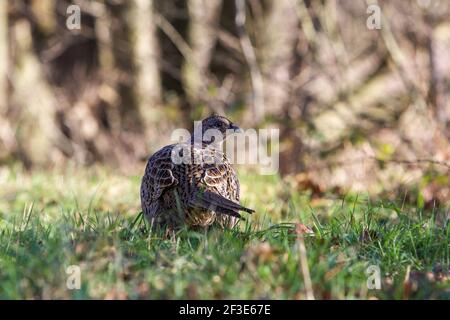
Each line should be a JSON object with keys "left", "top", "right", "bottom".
{"left": 303, "top": 155, "right": 450, "bottom": 172}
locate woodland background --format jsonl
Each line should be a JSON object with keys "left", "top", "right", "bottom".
{"left": 0, "top": 0, "right": 449, "bottom": 206}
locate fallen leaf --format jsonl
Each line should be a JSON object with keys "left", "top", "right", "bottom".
{"left": 293, "top": 223, "right": 314, "bottom": 236}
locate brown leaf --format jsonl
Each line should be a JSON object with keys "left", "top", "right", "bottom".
{"left": 137, "top": 282, "right": 150, "bottom": 297}
{"left": 293, "top": 223, "right": 314, "bottom": 236}
{"left": 104, "top": 287, "right": 128, "bottom": 300}
{"left": 186, "top": 282, "right": 198, "bottom": 299}
{"left": 293, "top": 173, "right": 325, "bottom": 196}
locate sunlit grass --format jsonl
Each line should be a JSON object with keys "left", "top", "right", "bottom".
{"left": 0, "top": 165, "right": 448, "bottom": 299}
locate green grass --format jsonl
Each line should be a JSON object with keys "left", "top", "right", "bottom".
{"left": 0, "top": 165, "right": 448, "bottom": 299}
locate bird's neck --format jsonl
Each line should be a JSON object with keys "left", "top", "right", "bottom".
{"left": 190, "top": 136, "right": 224, "bottom": 150}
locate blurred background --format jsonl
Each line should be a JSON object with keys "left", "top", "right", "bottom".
{"left": 0, "top": 0, "right": 449, "bottom": 206}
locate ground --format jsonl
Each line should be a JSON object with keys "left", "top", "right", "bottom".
{"left": 0, "top": 165, "right": 448, "bottom": 299}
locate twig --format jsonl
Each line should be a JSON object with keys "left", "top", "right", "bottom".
{"left": 297, "top": 235, "right": 315, "bottom": 300}
{"left": 153, "top": 12, "right": 195, "bottom": 66}
{"left": 367, "top": 0, "right": 428, "bottom": 112}
{"left": 426, "top": 21, "right": 447, "bottom": 126}
{"left": 369, "top": 156, "right": 450, "bottom": 169}
{"left": 303, "top": 155, "right": 450, "bottom": 172}
{"left": 154, "top": 12, "right": 230, "bottom": 115}
{"left": 403, "top": 265, "right": 411, "bottom": 300}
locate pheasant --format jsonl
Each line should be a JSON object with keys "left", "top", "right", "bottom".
{"left": 140, "top": 115, "right": 254, "bottom": 229}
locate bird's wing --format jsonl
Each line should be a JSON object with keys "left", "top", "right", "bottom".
{"left": 142, "top": 145, "right": 179, "bottom": 202}
{"left": 188, "top": 147, "right": 254, "bottom": 218}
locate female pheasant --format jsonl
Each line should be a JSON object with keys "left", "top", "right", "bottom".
{"left": 140, "top": 115, "right": 254, "bottom": 229}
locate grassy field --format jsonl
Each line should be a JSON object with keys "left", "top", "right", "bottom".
{"left": 0, "top": 165, "right": 448, "bottom": 299}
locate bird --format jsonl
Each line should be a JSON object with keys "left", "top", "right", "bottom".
{"left": 140, "top": 115, "right": 254, "bottom": 230}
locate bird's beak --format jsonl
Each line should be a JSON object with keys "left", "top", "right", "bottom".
{"left": 230, "top": 124, "right": 243, "bottom": 133}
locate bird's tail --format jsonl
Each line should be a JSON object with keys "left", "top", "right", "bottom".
{"left": 189, "top": 190, "right": 254, "bottom": 219}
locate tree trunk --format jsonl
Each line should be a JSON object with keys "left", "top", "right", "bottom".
{"left": 131, "top": 0, "right": 162, "bottom": 138}
{"left": 262, "top": 0, "right": 299, "bottom": 117}
{"left": 183, "top": 0, "right": 222, "bottom": 110}
{"left": 0, "top": 0, "right": 16, "bottom": 160}
{"left": 11, "top": 19, "right": 62, "bottom": 166}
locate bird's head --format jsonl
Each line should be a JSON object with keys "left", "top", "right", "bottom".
{"left": 192, "top": 115, "right": 242, "bottom": 145}
{"left": 202, "top": 115, "right": 242, "bottom": 135}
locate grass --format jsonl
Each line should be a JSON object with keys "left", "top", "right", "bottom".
{"left": 0, "top": 165, "right": 448, "bottom": 299}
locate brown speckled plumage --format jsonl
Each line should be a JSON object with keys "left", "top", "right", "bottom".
{"left": 140, "top": 116, "right": 254, "bottom": 229}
